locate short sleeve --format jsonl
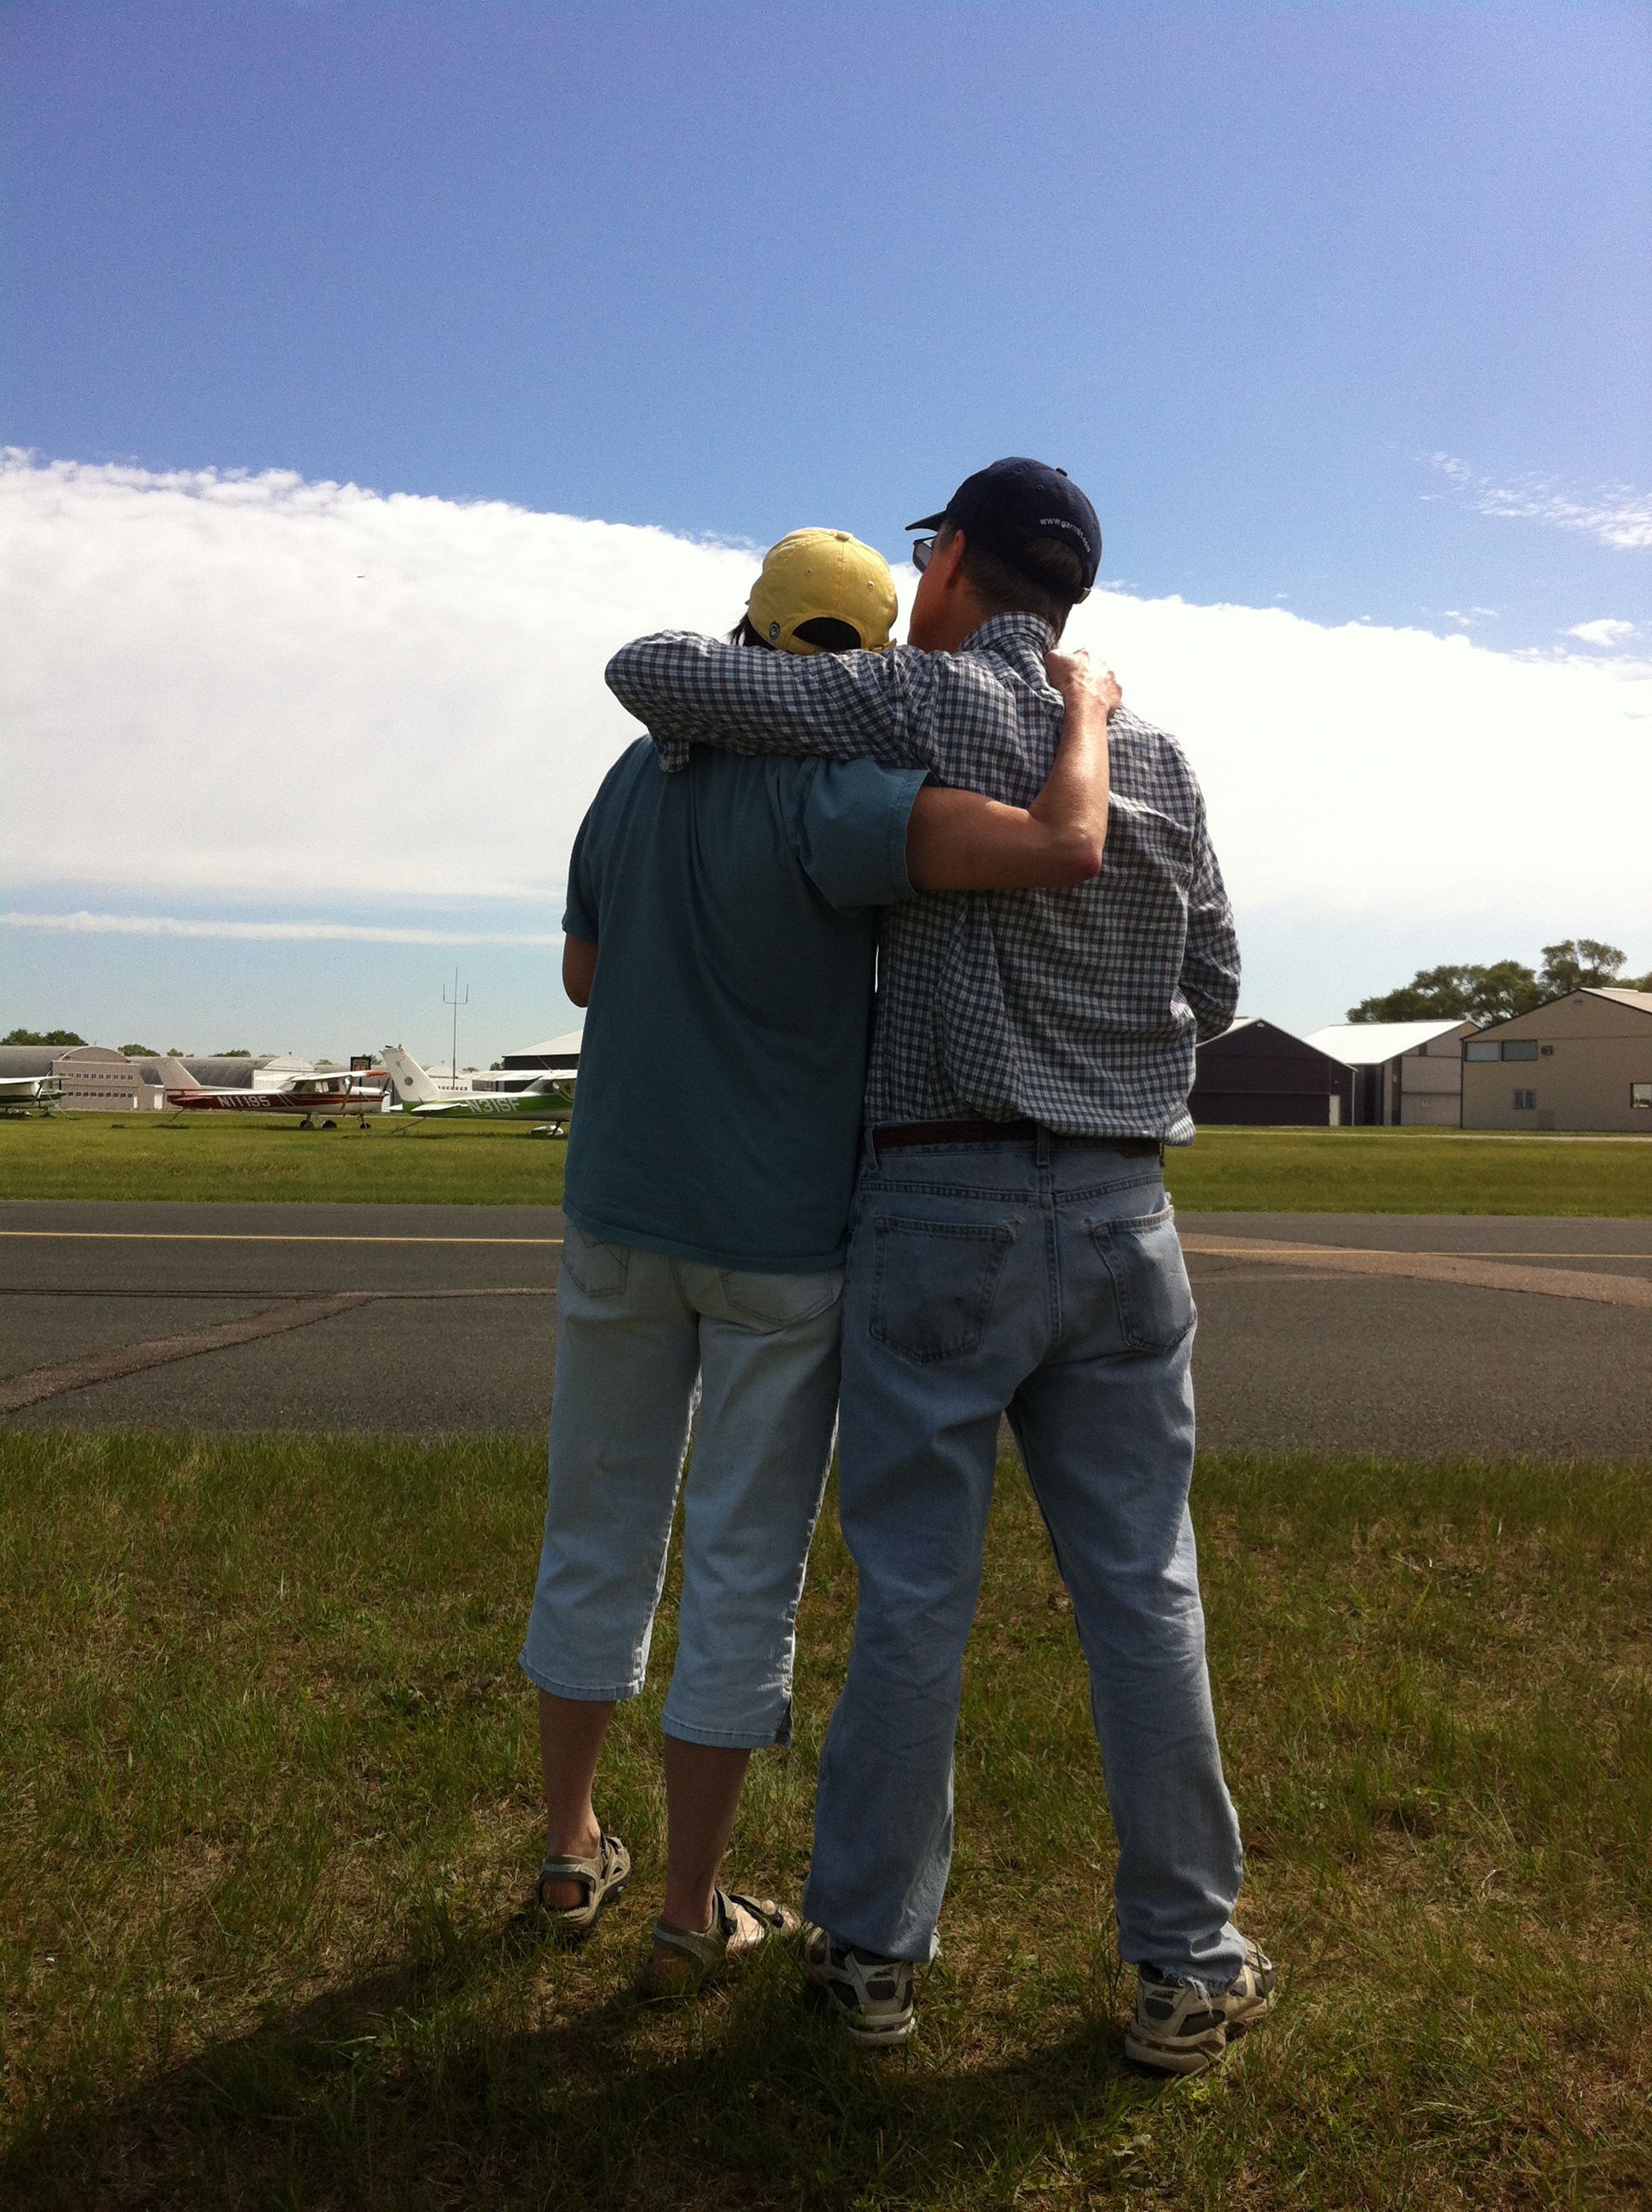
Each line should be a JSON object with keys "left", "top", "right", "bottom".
{"left": 562, "top": 742, "right": 648, "bottom": 941}
{"left": 782, "top": 759, "right": 927, "bottom": 914}
{"left": 561, "top": 811, "right": 601, "bottom": 940}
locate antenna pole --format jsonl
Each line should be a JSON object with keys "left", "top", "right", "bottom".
{"left": 442, "top": 966, "right": 470, "bottom": 1086}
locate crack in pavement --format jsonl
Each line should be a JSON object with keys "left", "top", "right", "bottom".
{"left": 0, "top": 1288, "right": 556, "bottom": 1412}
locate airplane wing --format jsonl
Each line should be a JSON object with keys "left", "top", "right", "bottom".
{"left": 0, "top": 1073, "right": 62, "bottom": 1105}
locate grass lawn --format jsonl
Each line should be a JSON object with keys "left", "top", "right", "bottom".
{"left": 0, "top": 1115, "right": 571, "bottom": 1208}
{"left": 3, "top": 1435, "right": 1648, "bottom": 2209}
{"left": 4, "top": 1115, "right": 1652, "bottom": 1213}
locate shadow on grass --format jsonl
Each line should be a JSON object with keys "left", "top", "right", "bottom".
{"left": 4, "top": 1906, "right": 1164, "bottom": 2212}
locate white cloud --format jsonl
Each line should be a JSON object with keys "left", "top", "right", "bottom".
{"left": 3, "top": 452, "right": 1649, "bottom": 963}
{"left": 1056, "top": 586, "right": 1650, "bottom": 937}
{"left": 1, "top": 451, "right": 756, "bottom": 902}
{"left": 1432, "top": 453, "right": 1652, "bottom": 551}
{"left": 1568, "top": 617, "right": 1637, "bottom": 647}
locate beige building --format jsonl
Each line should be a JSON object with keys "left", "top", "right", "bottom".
{"left": 1461, "top": 987, "right": 1652, "bottom": 1133}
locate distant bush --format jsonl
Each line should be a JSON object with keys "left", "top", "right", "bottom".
{"left": 3, "top": 1027, "right": 87, "bottom": 1046}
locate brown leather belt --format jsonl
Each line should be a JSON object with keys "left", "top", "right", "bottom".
{"left": 870, "top": 1119, "right": 1160, "bottom": 1156}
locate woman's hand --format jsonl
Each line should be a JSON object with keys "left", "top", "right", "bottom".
{"left": 1045, "top": 646, "right": 1121, "bottom": 722}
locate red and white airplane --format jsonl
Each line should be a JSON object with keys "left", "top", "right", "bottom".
{"left": 158, "top": 1057, "right": 387, "bottom": 1126}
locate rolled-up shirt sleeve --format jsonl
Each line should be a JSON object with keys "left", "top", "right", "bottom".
{"left": 1179, "top": 798, "right": 1242, "bottom": 1040}
{"left": 788, "top": 760, "right": 927, "bottom": 913}
{"left": 607, "top": 632, "right": 930, "bottom": 773}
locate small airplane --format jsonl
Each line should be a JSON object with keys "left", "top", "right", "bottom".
{"left": 382, "top": 1045, "right": 574, "bottom": 1132}
{"left": 158, "top": 1057, "right": 386, "bottom": 1128}
{"left": 0, "top": 1071, "right": 63, "bottom": 1116}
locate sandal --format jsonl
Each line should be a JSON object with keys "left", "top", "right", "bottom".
{"left": 535, "top": 1830, "right": 631, "bottom": 1934}
{"left": 642, "top": 1887, "right": 798, "bottom": 1996}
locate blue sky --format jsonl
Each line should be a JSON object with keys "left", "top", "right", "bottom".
{"left": 3, "top": 2, "right": 1649, "bottom": 1059}
{"left": 9, "top": 0, "right": 1649, "bottom": 639}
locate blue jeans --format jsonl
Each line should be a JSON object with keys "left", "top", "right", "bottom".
{"left": 520, "top": 1227, "right": 843, "bottom": 1749}
{"left": 802, "top": 1133, "right": 1246, "bottom": 1985}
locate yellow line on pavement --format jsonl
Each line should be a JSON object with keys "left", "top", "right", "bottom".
{"left": 0, "top": 1231, "right": 562, "bottom": 1245}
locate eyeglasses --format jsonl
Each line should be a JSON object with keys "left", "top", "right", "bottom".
{"left": 910, "top": 535, "right": 936, "bottom": 573}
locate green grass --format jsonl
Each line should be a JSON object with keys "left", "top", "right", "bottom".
{"left": 1166, "top": 1127, "right": 1652, "bottom": 1216}
{"left": 3, "top": 1436, "right": 1649, "bottom": 2209}
{"left": 0, "top": 1115, "right": 568, "bottom": 1207}
{"left": 4, "top": 1115, "right": 1651, "bottom": 1213}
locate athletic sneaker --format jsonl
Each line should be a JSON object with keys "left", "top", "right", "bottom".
{"left": 801, "top": 1923, "right": 916, "bottom": 2047}
{"left": 1124, "top": 1937, "right": 1277, "bottom": 2075}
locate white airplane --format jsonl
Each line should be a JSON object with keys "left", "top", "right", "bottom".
{"left": 158, "top": 1057, "right": 386, "bottom": 1127}
{"left": 0, "top": 1071, "right": 63, "bottom": 1115}
{"left": 382, "top": 1045, "right": 574, "bottom": 1130}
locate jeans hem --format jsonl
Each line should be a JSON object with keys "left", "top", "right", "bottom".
{"left": 518, "top": 1653, "right": 644, "bottom": 1703}
{"left": 661, "top": 1710, "right": 791, "bottom": 1753}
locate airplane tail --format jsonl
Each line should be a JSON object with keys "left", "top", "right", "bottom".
{"left": 381, "top": 1045, "right": 442, "bottom": 1106}
{"left": 157, "top": 1056, "right": 196, "bottom": 1092}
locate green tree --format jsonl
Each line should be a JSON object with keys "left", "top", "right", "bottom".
{"left": 119, "top": 1043, "right": 159, "bottom": 1057}
{"left": 2, "top": 1027, "right": 87, "bottom": 1046}
{"left": 1537, "top": 939, "right": 1626, "bottom": 996}
{"left": 1348, "top": 938, "right": 1643, "bottom": 1025}
{"left": 1347, "top": 961, "right": 1541, "bottom": 1024}
{"left": 1466, "top": 961, "right": 1549, "bottom": 1022}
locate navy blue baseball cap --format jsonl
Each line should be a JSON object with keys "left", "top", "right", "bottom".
{"left": 908, "top": 457, "right": 1101, "bottom": 598}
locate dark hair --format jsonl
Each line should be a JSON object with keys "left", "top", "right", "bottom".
{"left": 941, "top": 521, "right": 1083, "bottom": 634}
{"left": 728, "top": 613, "right": 864, "bottom": 652}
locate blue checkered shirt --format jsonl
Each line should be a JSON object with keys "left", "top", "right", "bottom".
{"left": 605, "top": 613, "right": 1240, "bottom": 1144}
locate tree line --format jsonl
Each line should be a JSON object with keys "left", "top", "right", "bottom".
{"left": 1348, "top": 940, "right": 1652, "bottom": 1025}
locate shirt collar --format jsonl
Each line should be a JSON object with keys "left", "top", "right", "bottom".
{"left": 959, "top": 610, "right": 1057, "bottom": 667}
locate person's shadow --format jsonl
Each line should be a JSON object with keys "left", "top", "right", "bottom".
{"left": 4, "top": 1902, "right": 1172, "bottom": 2209}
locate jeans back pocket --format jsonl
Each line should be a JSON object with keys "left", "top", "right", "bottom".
{"left": 1090, "top": 1204, "right": 1195, "bottom": 1353}
{"left": 718, "top": 1266, "right": 844, "bottom": 1331}
{"left": 869, "top": 1214, "right": 1016, "bottom": 1365}
{"left": 560, "top": 1223, "right": 631, "bottom": 1300}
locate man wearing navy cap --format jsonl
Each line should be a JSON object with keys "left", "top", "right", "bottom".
{"left": 607, "top": 459, "right": 1273, "bottom": 2075}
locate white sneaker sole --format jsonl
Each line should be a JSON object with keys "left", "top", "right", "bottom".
{"left": 841, "top": 2008, "right": 916, "bottom": 2049}
{"left": 1124, "top": 2023, "right": 1228, "bottom": 2075}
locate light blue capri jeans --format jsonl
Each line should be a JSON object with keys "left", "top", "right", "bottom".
{"left": 520, "top": 1224, "right": 843, "bottom": 1749}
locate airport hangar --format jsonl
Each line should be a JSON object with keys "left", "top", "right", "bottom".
{"left": 1188, "top": 1016, "right": 1474, "bottom": 1129}
{"left": 1460, "top": 987, "right": 1652, "bottom": 1133}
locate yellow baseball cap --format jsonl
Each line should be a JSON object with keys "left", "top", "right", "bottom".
{"left": 747, "top": 529, "right": 898, "bottom": 655}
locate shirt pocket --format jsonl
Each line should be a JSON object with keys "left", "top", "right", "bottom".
{"left": 560, "top": 1223, "right": 631, "bottom": 1300}
{"left": 1089, "top": 1204, "right": 1195, "bottom": 1353}
{"left": 870, "top": 1214, "right": 1017, "bottom": 1365}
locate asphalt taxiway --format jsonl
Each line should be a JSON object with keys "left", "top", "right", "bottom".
{"left": 3, "top": 1202, "right": 1648, "bottom": 1458}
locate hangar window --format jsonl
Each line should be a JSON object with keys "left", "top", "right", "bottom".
{"left": 1633, "top": 1084, "right": 1652, "bottom": 1110}
{"left": 1513, "top": 1089, "right": 1536, "bottom": 1111}
{"left": 1464, "top": 1039, "right": 1500, "bottom": 1061}
{"left": 1503, "top": 1040, "right": 1539, "bottom": 1062}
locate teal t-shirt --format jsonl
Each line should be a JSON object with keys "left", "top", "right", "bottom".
{"left": 561, "top": 739, "right": 924, "bottom": 1272}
